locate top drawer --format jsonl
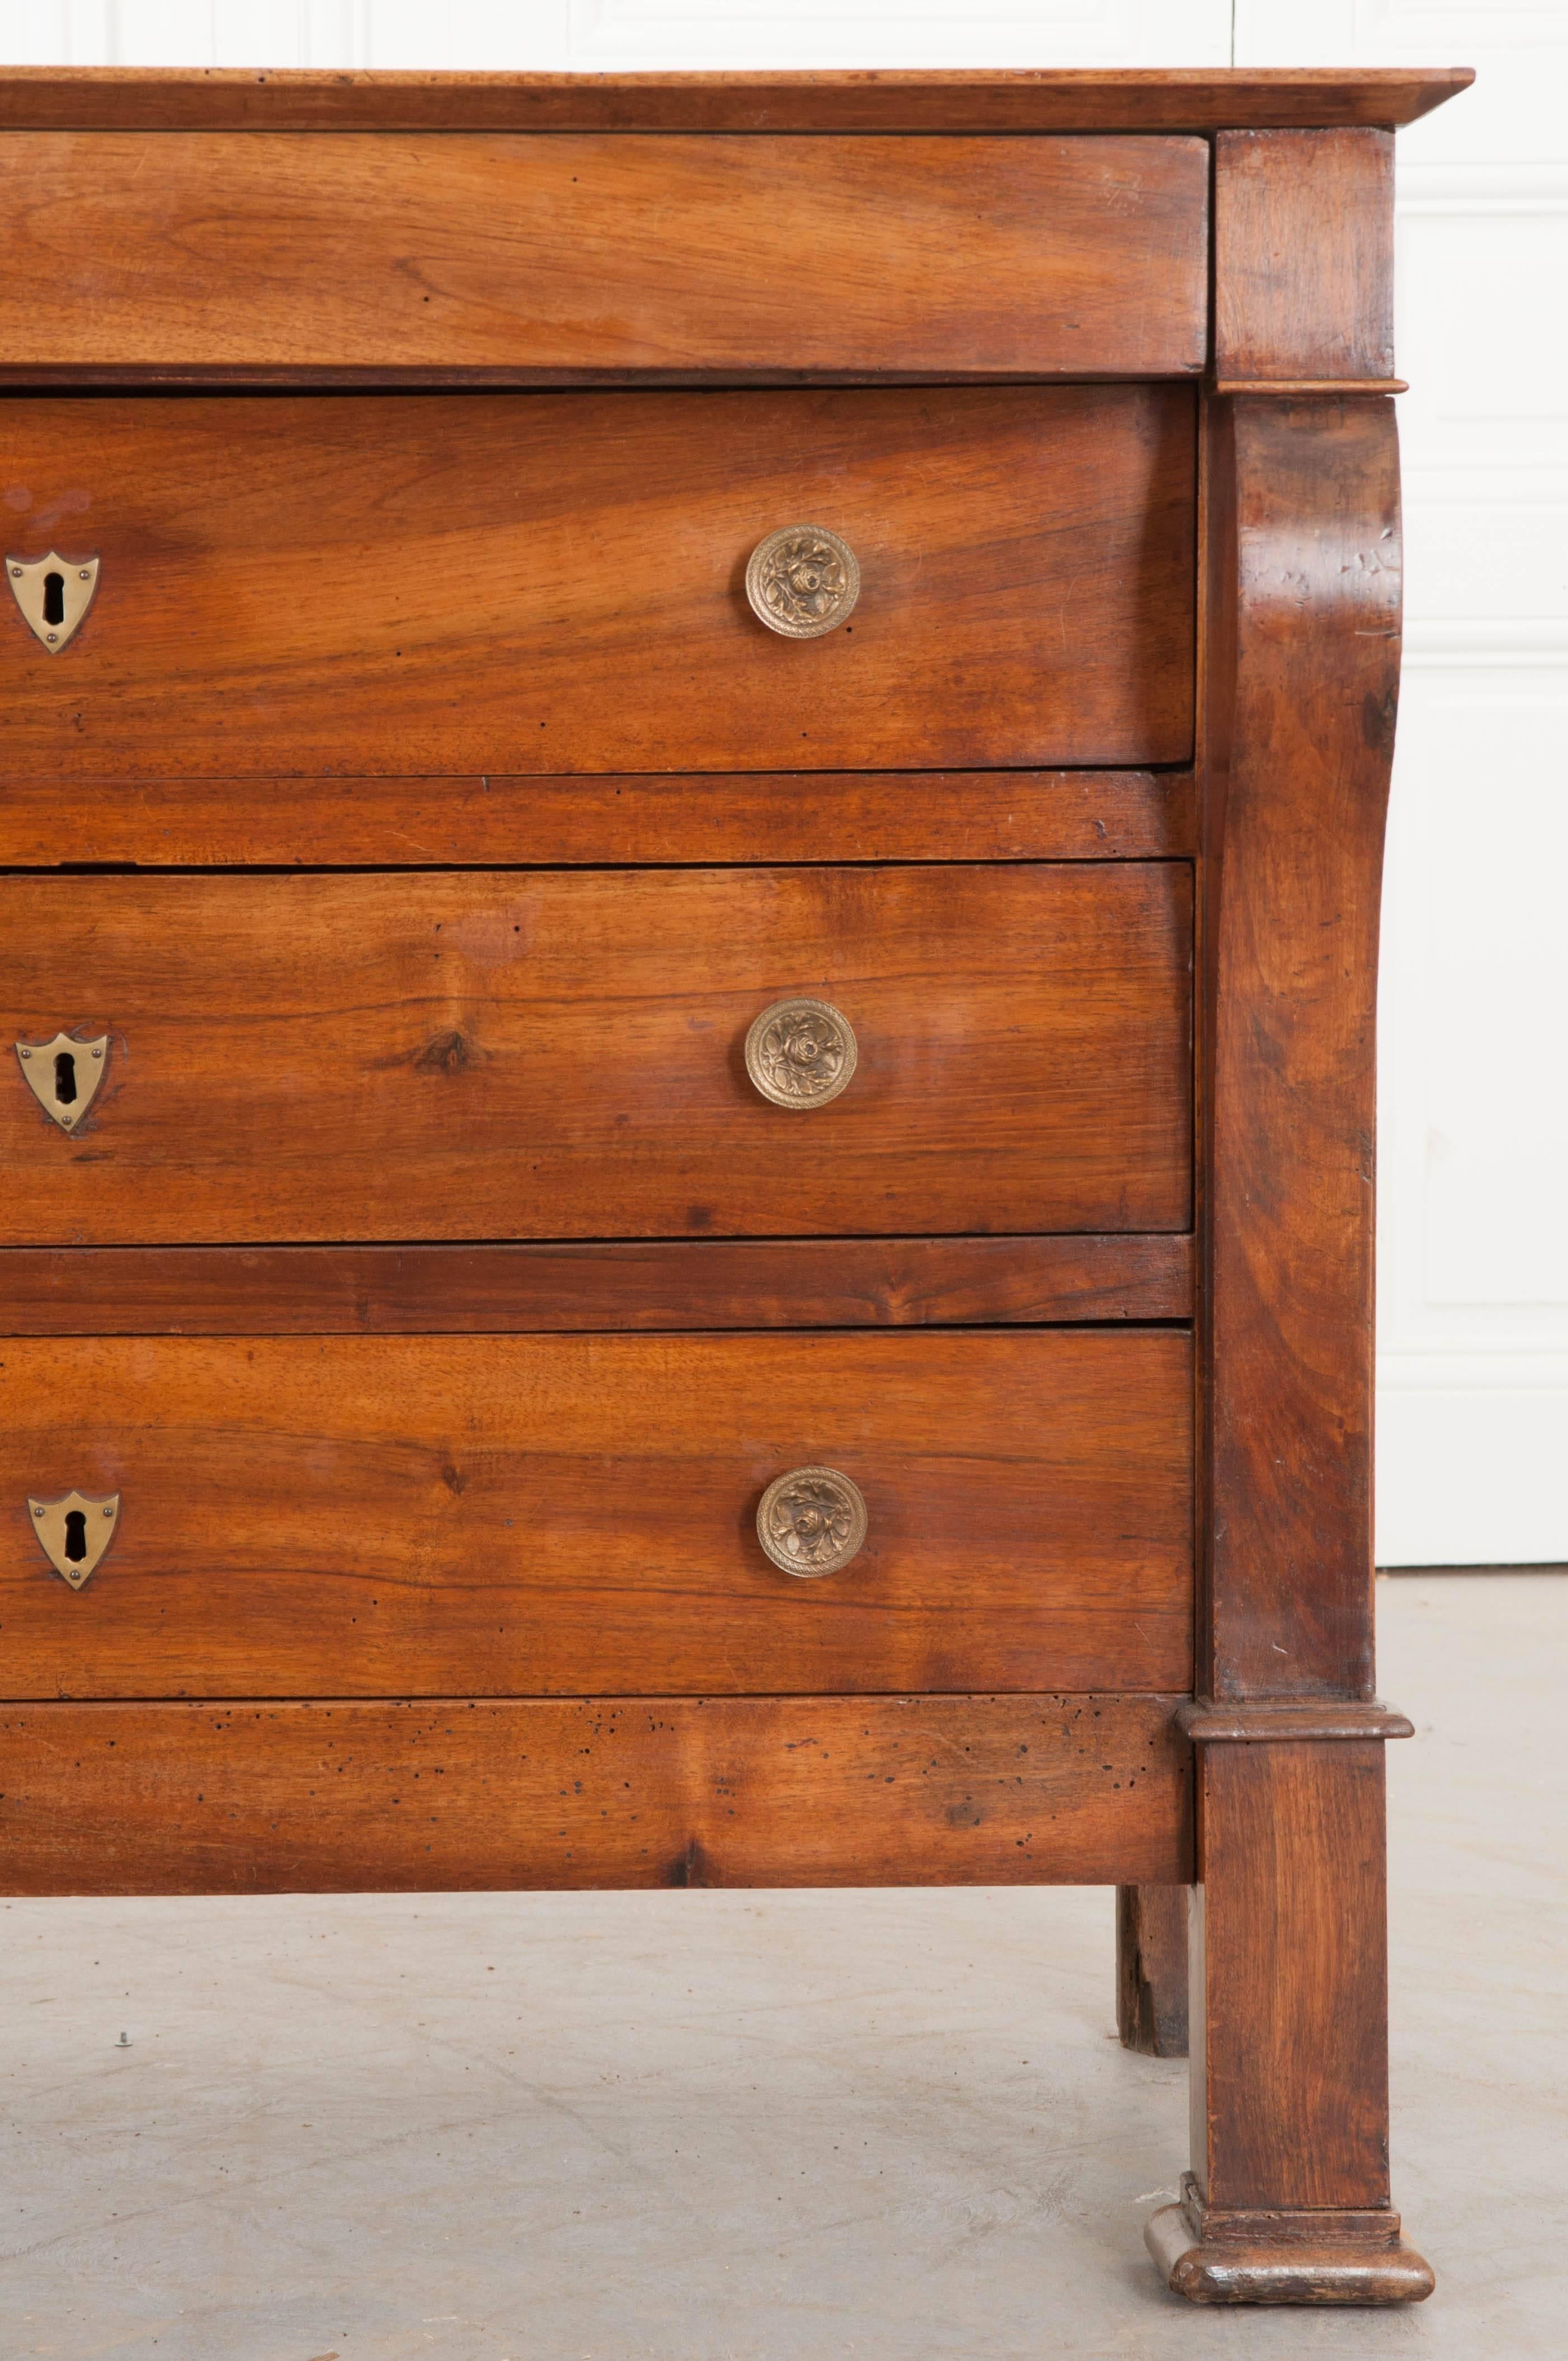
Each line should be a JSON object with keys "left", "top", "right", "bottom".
{"left": 0, "top": 133, "right": 1207, "bottom": 380}
{"left": 0, "top": 385, "right": 1195, "bottom": 777}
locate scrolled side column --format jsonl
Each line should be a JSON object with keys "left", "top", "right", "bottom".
{"left": 1152, "top": 369, "right": 1431, "bottom": 2303}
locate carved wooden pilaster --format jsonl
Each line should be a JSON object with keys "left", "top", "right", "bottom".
{"left": 1149, "top": 126, "right": 1434, "bottom": 2301}
{"left": 1197, "top": 391, "right": 1400, "bottom": 1701}
{"left": 1146, "top": 386, "right": 1431, "bottom": 2303}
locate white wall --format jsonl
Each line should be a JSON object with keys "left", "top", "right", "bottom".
{"left": 6, "top": 1, "right": 1566, "bottom": 1564}
{"left": 5, "top": 4, "right": 1233, "bottom": 72}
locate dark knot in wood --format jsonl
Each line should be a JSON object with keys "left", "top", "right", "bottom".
{"left": 415, "top": 1029, "right": 470, "bottom": 1075}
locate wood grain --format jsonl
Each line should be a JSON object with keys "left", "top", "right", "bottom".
{"left": 0, "top": 68, "right": 1476, "bottom": 135}
{"left": 0, "top": 134, "right": 1205, "bottom": 380}
{"left": 0, "top": 389, "right": 1195, "bottom": 776}
{"left": 0, "top": 1692, "right": 1192, "bottom": 1896}
{"left": 1197, "top": 397, "right": 1400, "bottom": 1699}
{"left": 1190, "top": 1742, "right": 1391, "bottom": 2211}
{"left": 0, "top": 770, "right": 1198, "bottom": 872}
{"left": 0, "top": 1234, "right": 1195, "bottom": 1336}
{"left": 1, "top": 865, "right": 1193, "bottom": 1245}
{"left": 1215, "top": 133, "right": 1396, "bottom": 388}
{"left": 0, "top": 1329, "right": 1194, "bottom": 1701}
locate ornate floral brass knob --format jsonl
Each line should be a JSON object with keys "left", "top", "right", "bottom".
{"left": 757, "top": 1467, "right": 868, "bottom": 1578}
{"left": 744, "top": 996, "right": 857, "bottom": 1109}
{"left": 746, "top": 524, "right": 860, "bottom": 638}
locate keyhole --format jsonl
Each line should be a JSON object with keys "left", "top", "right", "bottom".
{"left": 64, "top": 1509, "right": 87, "bottom": 1563}
{"left": 42, "top": 572, "right": 65, "bottom": 627}
{"left": 54, "top": 1050, "right": 77, "bottom": 1105}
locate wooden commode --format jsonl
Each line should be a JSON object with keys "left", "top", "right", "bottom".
{"left": 0, "top": 63, "right": 1472, "bottom": 2306}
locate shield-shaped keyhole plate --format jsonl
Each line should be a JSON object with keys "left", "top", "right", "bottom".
{"left": 6, "top": 552, "right": 99, "bottom": 652}
{"left": 29, "top": 1492, "right": 121, "bottom": 1589}
{"left": 16, "top": 1033, "right": 110, "bottom": 1131}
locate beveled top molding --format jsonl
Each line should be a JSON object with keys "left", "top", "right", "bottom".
{"left": 0, "top": 67, "right": 1474, "bottom": 137}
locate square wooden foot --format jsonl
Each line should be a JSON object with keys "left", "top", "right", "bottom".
{"left": 1115, "top": 1883, "right": 1188, "bottom": 2056}
{"left": 1146, "top": 2175, "right": 1434, "bottom": 2306}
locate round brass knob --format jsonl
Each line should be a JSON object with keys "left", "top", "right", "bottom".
{"left": 744, "top": 996, "right": 857, "bottom": 1109}
{"left": 757, "top": 1466, "right": 868, "bottom": 1578}
{"left": 745, "top": 524, "right": 860, "bottom": 639}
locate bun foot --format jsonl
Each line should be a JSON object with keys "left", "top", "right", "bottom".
{"left": 1145, "top": 2177, "right": 1435, "bottom": 2306}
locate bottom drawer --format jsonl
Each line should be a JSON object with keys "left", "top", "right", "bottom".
{"left": 0, "top": 1695, "right": 1192, "bottom": 1895}
{"left": 0, "top": 1330, "right": 1193, "bottom": 1699}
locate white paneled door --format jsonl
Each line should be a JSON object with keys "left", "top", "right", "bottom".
{"left": 4, "top": 1, "right": 1562, "bottom": 1563}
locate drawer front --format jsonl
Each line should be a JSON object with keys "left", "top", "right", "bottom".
{"left": 0, "top": 1330, "right": 1194, "bottom": 1700}
{"left": 0, "top": 133, "right": 1207, "bottom": 379}
{"left": 2, "top": 865, "right": 1192, "bottom": 1245}
{"left": 0, "top": 387, "right": 1195, "bottom": 776}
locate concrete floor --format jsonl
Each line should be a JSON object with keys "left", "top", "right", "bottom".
{"left": 3, "top": 1572, "right": 1564, "bottom": 2360}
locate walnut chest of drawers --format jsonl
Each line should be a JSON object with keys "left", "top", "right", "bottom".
{"left": 0, "top": 61, "right": 1471, "bottom": 2306}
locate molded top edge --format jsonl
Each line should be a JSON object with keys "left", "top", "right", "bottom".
{"left": 0, "top": 65, "right": 1476, "bottom": 136}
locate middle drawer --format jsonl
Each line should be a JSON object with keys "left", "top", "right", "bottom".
{"left": 4, "top": 864, "right": 1192, "bottom": 1243}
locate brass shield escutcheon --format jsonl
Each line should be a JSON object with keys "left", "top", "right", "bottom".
{"left": 28, "top": 1491, "right": 121, "bottom": 1589}
{"left": 6, "top": 551, "right": 99, "bottom": 651}
{"left": 16, "top": 1032, "right": 110, "bottom": 1131}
